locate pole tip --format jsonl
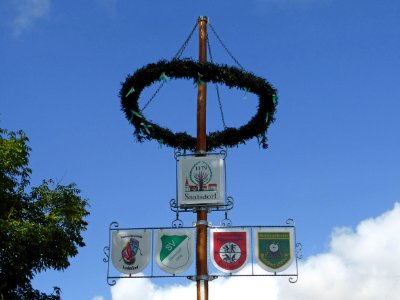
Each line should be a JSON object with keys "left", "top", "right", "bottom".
{"left": 198, "top": 16, "right": 208, "bottom": 23}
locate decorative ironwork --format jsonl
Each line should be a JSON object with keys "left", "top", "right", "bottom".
{"left": 170, "top": 197, "right": 234, "bottom": 214}
{"left": 173, "top": 149, "right": 227, "bottom": 160}
{"left": 169, "top": 198, "right": 184, "bottom": 227}
{"left": 225, "top": 196, "right": 234, "bottom": 210}
{"left": 287, "top": 242, "right": 303, "bottom": 283}
{"left": 104, "top": 222, "right": 120, "bottom": 286}
{"left": 172, "top": 217, "right": 184, "bottom": 228}
{"left": 218, "top": 149, "right": 228, "bottom": 159}
{"left": 104, "top": 224, "right": 301, "bottom": 282}
{"left": 220, "top": 196, "right": 234, "bottom": 226}
{"left": 169, "top": 198, "right": 179, "bottom": 212}
{"left": 107, "top": 277, "right": 117, "bottom": 286}
{"left": 103, "top": 246, "right": 109, "bottom": 263}
{"left": 288, "top": 219, "right": 302, "bottom": 284}
{"left": 286, "top": 218, "right": 295, "bottom": 226}
{"left": 220, "top": 217, "right": 232, "bottom": 227}
{"left": 174, "top": 148, "right": 184, "bottom": 160}
{"left": 296, "top": 243, "right": 303, "bottom": 260}
{"left": 289, "top": 225, "right": 303, "bottom": 284}
{"left": 110, "top": 221, "right": 119, "bottom": 230}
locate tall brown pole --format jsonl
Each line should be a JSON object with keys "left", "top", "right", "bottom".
{"left": 196, "top": 16, "right": 208, "bottom": 300}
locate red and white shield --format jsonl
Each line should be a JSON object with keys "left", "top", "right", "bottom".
{"left": 210, "top": 228, "right": 250, "bottom": 273}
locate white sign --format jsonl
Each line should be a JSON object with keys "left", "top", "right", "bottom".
{"left": 178, "top": 156, "right": 225, "bottom": 207}
{"left": 155, "top": 229, "right": 194, "bottom": 274}
{"left": 111, "top": 230, "right": 151, "bottom": 274}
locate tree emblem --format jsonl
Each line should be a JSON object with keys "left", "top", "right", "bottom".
{"left": 189, "top": 161, "right": 212, "bottom": 191}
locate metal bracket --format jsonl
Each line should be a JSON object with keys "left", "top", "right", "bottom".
{"left": 187, "top": 275, "right": 218, "bottom": 281}
{"left": 192, "top": 206, "right": 211, "bottom": 213}
{"left": 196, "top": 150, "right": 207, "bottom": 156}
{"left": 170, "top": 198, "right": 234, "bottom": 215}
{"left": 192, "top": 220, "right": 212, "bottom": 227}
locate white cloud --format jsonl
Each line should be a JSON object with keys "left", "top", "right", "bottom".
{"left": 12, "top": 0, "right": 51, "bottom": 35}
{"left": 92, "top": 297, "right": 105, "bottom": 300}
{"left": 283, "top": 203, "right": 400, "bottom": 300}
{"left": 110, "top": 202, "right": 400, "bottom": 300}
{"left": 111, "top": 277, "right": 196, "bottom": 300}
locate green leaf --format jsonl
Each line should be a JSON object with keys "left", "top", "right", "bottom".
{"left": 0, "top": 127, "right": 89, "bottom": 299}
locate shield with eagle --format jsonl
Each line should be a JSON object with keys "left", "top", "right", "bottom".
{"left": 254, "top": 228, "right": 295, "bottom": 273}
{"left": 155, "top": 229, "right": 194, "bottom": 274}
{"left": 111, "top": 230, "right": 151, "bottom": 274}
{"left": 210, "top": 228, "right": 249, "bottom": 273}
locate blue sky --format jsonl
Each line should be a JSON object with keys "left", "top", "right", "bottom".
{"left": 1, "top": 0, "right": 400, "bottom": 299}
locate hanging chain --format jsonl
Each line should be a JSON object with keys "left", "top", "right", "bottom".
{"left": 207, "top": 36, "right": 227, "bottom": 129}
{"left": 141, "top": 82, "right": 165, "bottom": 111}
{"left": 173, "top": 21, "right": 199, "bottom": 59}
{"left": 209, "top": 23, "right": 244, "bottom": 70}
{"left": 142, "top": 20, "right": 242, "bottom": 117}
{"left": 142, "top": 20, "right": 199, "bottom": 111}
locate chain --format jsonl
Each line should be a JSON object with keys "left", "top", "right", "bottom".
{"left": 141, "top": 82, "right": 165, "bottom": 111}
{"left": 174, "top": 20, "right": 198, "bottom": 59}
{"left": 207, "top": 36, "right": 227, "bottom": 129}
{"left": 142, "top": 20, "right": 198, "bottom": 111}
{"left": 142, "top": 20, "right": 241, "bottom": 116}
{"left": 209, "top": 23, "right": 244, "bottom": 70}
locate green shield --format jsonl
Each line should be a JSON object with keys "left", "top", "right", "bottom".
{"left": 155, "top": 229, "right": 194, "bottom": 274}
{"left": 159, "top": 235, "right": 187, "bottom": 263}
{"left": 257, "top": 231, "right": 292, "bottom": 272}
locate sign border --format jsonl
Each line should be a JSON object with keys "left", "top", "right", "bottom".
{"left": 210, "top": 228, "right": 250, "bottom": 273}
{"left": 111, "top": 229, "right": 151, "bottom": 275}
{"left": 178, "top": 155, "right": 226, "bottom": 208}
{"left": 155, "top": 228, "right": 194, "bottom": 275}
{"left": 254, "top": 227, "right": 295, "bottom": 273}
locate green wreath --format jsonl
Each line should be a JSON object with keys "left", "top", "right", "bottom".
{"left": 120, "top": 59, "right": 278, "bottom": 151}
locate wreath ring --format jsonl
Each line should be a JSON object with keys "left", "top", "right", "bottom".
{"left": 120, "top": 59, "right": 278, "bottom": 151}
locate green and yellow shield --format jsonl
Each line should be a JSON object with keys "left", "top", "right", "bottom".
{"left": 254, "top": 228, "right": 295, "bottom": 273}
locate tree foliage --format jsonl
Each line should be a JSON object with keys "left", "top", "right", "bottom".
{"left": 0, "top": 128, "right": 89, "bottom": 300}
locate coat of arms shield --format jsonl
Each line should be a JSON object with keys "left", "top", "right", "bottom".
{"left": 155, "top": 229, "right": 194, "bottom": 274}
{"left": 111, "top": 230, "right": 151, "bottom": 274}
{"left": 254, "top": 228, "right": 295, "bottom": 273}
{"left": 210, "top": 228, "right": 249, "bottom": 273}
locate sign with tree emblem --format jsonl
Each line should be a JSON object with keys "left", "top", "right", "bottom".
{"left": 111, "top": 230, "right": 151, "bottom": 274}
{"left": 254, "top": 228, "right": 295, "bottom": 273}
{"left": 178, "top": 156, "right": 225, "bottom": 207}
{"left": 155, "top": 229, "right": 194, "bottom": 274}
{"left": 210, "top": 228, "right": 250, "bottom": 273}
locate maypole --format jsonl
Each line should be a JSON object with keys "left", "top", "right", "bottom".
{"left": 108, "top": 15, "right": 303, "bottom": 300}
{"left": 195, "top": 16, "right": 209, "bottom": 300}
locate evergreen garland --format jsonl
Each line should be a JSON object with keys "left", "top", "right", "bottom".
{"left": 120, "top": 59, "right": 278, "bottom": 151}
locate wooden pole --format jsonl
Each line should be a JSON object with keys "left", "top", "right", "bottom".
{"left": 196, "top": 16, "right": 208, "bottom": 300}
{"left": 197, "top": 16, "right": 207, "bottom": 152}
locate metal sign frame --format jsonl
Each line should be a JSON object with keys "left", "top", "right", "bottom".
{"left": 103, "top": 220, "right": 302, "bottom": 286}
{"left": 174, "top": 149, "right": 228, "bottom": 209}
